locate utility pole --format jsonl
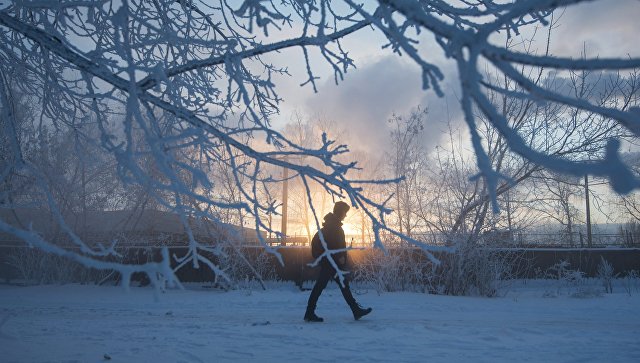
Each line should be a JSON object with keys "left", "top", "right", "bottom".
{"left": 584, "top": 175, "right": 592, "bottom": 248}
{"left": 361, "top": 210, "right": 365, "bottom": 247}
{"left": 506, "top": 189, "right": 513, "bottom": 244}
{"left": 281, "top": 163, "right": 289, "bottom": 246}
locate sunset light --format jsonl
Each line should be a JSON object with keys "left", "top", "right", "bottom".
{"left": 2, "top": 0, "right": 640, "bottom": 361}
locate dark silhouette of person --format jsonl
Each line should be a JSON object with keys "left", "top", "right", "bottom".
{"left": 304, "top": 201, "right": 372, "bottom": 322}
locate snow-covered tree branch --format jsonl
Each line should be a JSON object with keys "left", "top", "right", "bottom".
{"left": 1, "top": 1, "right": 638, "bottom": 284}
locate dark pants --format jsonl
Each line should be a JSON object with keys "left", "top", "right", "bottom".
{"left": 306, "top": 261, "right": 356, "bottom": 312}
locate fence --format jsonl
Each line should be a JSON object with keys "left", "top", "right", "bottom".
{"left": 2, "top": 244, "right": 639, "bottom": 285}
{"left": 268, "top": 230, "right": 640, "bottom": 249}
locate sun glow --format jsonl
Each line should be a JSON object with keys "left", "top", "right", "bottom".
{"left": 341, "top": 223, "right": 360, "bottom": 237}
{"left": 304, "top": 221, "right": 360, "bottom": 238}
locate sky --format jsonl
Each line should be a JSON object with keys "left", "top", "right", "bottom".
{"left": 269, "top": 0, "right": 640, "bottom": 157}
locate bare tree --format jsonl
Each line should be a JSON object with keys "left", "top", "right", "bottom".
{"left": 386, "top": 108, "right": 428, "bottom": 239}
{"left": 416, "top": 124, "right": 491, "bottom": 240}
{"left": 426, "top": 27, "right": 639, "bottom": 240}
{"left": 530, "top": 173, "right": 583, "bottom": 245}
{"left": 281, "top": 114, "right": 318, "bottom": 242}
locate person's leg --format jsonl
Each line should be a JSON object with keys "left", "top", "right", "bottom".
{"left": 333, "top": 275, "right": 356, "bottom": 306}
{"left": 334, "top": 274, "right": 372, "bottom": 320}
{"left": 305, "top": 264, "right": 333, "bottom": 321}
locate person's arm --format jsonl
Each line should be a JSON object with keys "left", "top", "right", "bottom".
{"left": 325, "top": 226, "right": 347, "bottom": 268}
{"left": 335, "top": 228, "right": 347, "bottom": 267}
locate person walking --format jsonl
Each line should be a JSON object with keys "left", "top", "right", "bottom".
{"left": 304, "top": 201, "right": 372, "bottom": 322}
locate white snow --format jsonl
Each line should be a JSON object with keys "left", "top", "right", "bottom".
{"left": 1, "top": 281, "right": 639, "bottom": 362}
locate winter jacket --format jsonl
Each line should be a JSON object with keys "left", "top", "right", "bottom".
{"left": 311, "top": 212, "right": 347, "bottom": 268}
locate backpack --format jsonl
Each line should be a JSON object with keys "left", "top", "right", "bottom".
{"left": 311, "top": 230, "right": 325, "bottom": 259}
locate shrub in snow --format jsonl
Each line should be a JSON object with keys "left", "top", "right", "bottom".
{"left": 542, "top": 259, "right": 607, "bottom": 298}
{"left": 353, "top": 239, "right": 515, "bottom": 297}
{"left": 597, "top": 256, "right": 615, "bottom": 294}
{"left": 622, "top": 270, "right": 639, "bottom": 296}
{"left": 434, "top": 239, "right": 512, "bottom": 297}
{"left": 546, "top": 260, "right": 584, "bottom": 284}
{"left": 353, "top": 247, "right": 434, "bottom": 294}
{"left": 6, "top": 247, "right": 113, "bottom": 285}
{"left": 218, "top": 243, "right": 277, "bottom": 290}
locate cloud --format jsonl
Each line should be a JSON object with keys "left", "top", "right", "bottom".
{"left": 303, "top": 56, "right": 461, "bottom": 156}
{"left": 542, "top": 70, "right": 636, "bottom": 102}
{"left": 275, "top": 0, "right": 640, "bottom": 160}
{"left": 550, "top": 0, "right": 640, "bottom": 58}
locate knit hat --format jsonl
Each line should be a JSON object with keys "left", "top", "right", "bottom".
{"left": 333, "top": 201, "right": 350, "bottom": 215}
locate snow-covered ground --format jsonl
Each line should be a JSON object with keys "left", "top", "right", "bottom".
{"left": 1, "top": 281, "right": 639, "bottom": 362}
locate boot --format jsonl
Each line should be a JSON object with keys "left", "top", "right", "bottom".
{"left": 351, "top": 303, "right": 372, "bottom": 321}
{"left": 304, "top": 309, "right": 324, "bottom": 322}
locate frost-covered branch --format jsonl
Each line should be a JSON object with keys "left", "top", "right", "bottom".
{"left": 1, "top": 0, "right": 638, "bottom": 285}
{"left": 370, "top": 0, "right": 640, "bottom": 207}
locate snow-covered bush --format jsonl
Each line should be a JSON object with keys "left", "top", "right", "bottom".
{"left": 353, "top": 248, "right": 434, "bottom": 294}
{"left": 218, "top": 244, "right": 277, "bottom": 290}
{"left": 622, "top": 270, "right": 639, "bottom": 296}
{"left": 353, "top": 240, "right": 515, "bottom": 297}
{"left": 6, "top": 247, "right": 112, "bottom": 285}
{"left": 542, "top": 259, "right": 603, "bottom": 298}
{"left": 545, "top": 260, "right": 582, "bottom": 283}
{"left": 434, "top": 239, "right": 512, "bottom": 297}
{"left": 597, "top": 256, "right": 615, "bottom": 294}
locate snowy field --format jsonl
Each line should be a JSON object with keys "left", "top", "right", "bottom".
{"left": 1, "top": 281, "right": 639, "bottom": 363}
